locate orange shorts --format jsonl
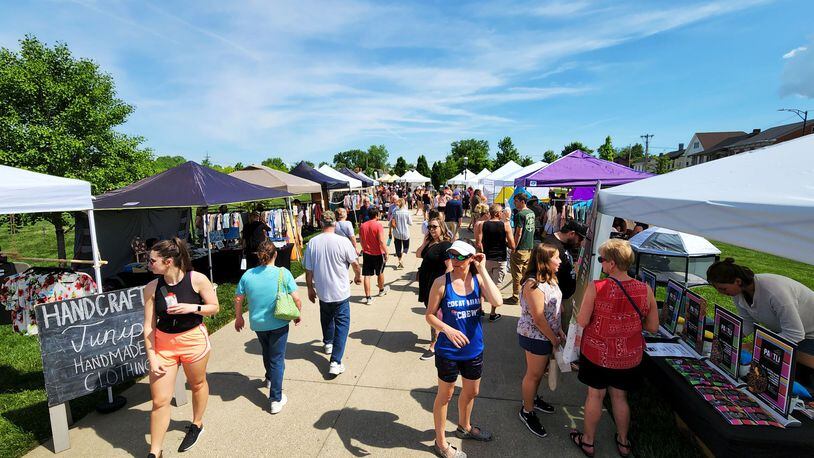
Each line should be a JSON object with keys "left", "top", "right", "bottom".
{"left": 154, "top": 324, "right": 211, "bottom": 366}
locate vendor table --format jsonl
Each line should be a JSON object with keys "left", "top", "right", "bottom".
{"left": 643, "top": 355, "right": 814, "bottom": 457}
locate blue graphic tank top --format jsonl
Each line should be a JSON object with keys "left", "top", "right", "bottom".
{"left": 435, "top": 272, "right": 484, "bottom": 361}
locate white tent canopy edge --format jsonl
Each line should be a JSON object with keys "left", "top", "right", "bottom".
{"left": 598, "top": 135, "right": 814, "bottom": 265}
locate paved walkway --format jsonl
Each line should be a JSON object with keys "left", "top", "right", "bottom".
{"left": 28, "top": 213, "right": 616, "bottom": 457}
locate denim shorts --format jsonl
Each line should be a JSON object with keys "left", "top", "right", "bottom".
{"left": 435, "top": 353, "right": 483, "bottom": 383}
{"left": 518, "top": 334, "right": 553, "bottom": 356}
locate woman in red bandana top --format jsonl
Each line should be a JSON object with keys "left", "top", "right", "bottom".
{"left": 571, "top": 239, "right": 659, "bottom": 458}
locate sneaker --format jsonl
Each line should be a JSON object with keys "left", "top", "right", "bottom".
{"left": 519, "top": 408, "right": 547, "bottom": 438}
{"left": 329, "top": 361, "right": 345, "bottom": 376}
{"left": 397, "top": 262, "right": 404, "bottom": 269}
{"left": 434, "top": 441, "right": 466, "bottom": 458}
{"left": 488, "top": 313, "right": 502, "bottom": 323}
{"left": 503, "top": 296, "right": 519, "bottom": 305}
{"left": 270, "top": 393, "right": 288, "bottom": 414}
{"left": 360, "top": 296, "right": 369, "bottom": 304}
{"left": 419, "top": 348, "right": 435, "bottom": 360}
{"left": 367, "top": 296, "right": 375, "bottom": 306}
{"left": 378, "top": 285, "right": 390, "bottom": 296}
{"left": 534, "top": 396, "right": 555, "bottom": 414}
{"left": 324, "top": 343, "right": 333, "bottom": 355}
{"left": 177, "top": 423, "right": 204, "bottom": 452}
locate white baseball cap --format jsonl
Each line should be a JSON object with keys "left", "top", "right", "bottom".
{"left": 447, "top": 240, "right": 476, "bottom": 257}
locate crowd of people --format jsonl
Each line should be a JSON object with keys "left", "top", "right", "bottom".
{"left": 139, "top": 184, "right": 814, "bottom": 458}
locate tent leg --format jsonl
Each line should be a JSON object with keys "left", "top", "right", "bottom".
{"left": 86, "top": 210, "right": 104, "bottom": 291}
{"left": 49, "top": 403, "right": 71, "bottom": 453}
{"left": 202, "top": 209, "right": 214, "bottom": 282}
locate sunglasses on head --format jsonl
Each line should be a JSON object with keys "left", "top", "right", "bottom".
{"left": 428, "top": 224, "right": 440, "bottom": 229}
{"left": 448, "top": 252, "right": 471, "bottom": 261}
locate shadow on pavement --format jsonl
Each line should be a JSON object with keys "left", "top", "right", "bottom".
{"left": 206, "top": 371, "right": 270, "bottom": 412}
{"left": 348, "top": 329, "right": 426, "bottom": 354}
{"left": 244, "top": 338, "right": 333, "bottom": 380}
{"left": 314, "top": 407, "right": 434, "bottom": 456}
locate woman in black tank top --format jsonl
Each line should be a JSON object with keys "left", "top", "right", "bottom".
{"left": 144, "top": 238, "right": 219, "bottom": 457}
{"left": 476, "top": 204, "right": 516, "bottom": 321}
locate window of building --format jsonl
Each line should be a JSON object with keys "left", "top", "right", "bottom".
{"left": 693, "top": 141, "right": 700, "bottom": 149}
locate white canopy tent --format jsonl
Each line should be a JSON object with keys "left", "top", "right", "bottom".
{"left": 464, "top": 168, "right": 491, "bottom": 187}
{"left": 599, "top": 134, "right": 814, "bottom": 265}
{"left": 317, "top": 164, "right": 362, "bottom": 189}
{"left": 629, "top": 227, "right": 721, "bottom": 286}
{"left": 398, "top": 169, "right": 432, "bottom": 184}
{"left": 489, "top": 161, "right": 549, "bottom": 202}
{"left": 447, "top": 169, "right": 476, "bottom": 185}
{"left": 480, "top": 161, "right": 521, "bottom": 199}
{"left": 0, "top": 165, "right": 105, "bottom": 453}
{"left": 497, "top": 161, "right": 548, "bottom": 188}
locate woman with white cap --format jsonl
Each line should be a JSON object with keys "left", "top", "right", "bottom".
{"left": 426, "top": 240, "right": 503, "bottom": 458}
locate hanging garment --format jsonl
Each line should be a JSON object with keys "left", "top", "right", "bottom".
{"left": 0, "top": 270, "right": 97, "bottom": 335}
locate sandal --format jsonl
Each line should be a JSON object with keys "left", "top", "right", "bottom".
{"left": 434, "top": 441, "right": 466, "bottom": 458}
{"left": 569, "top": 430, "right": 595, "bottom": 457}
{"left": 615, "top": 433, "right": 632, "bottom": 457}
{"left": 456, "top": 424, "right": 493, "bottom": 441}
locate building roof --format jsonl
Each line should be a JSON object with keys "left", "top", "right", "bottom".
{"left": 665, "top": 149, "right": 685, "bottom": 160}
{"left": 688, "top": 131, "right": 746, "bottom": 155}
{"left": 728, "top": 122, "right": 804, "bottom": 149}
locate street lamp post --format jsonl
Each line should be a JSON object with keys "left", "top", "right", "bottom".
{"left": 779, "top": 108, "right": 809, "bottom": 137}
{"left": 463, "top": 156, "right": 468, "bottom": 185}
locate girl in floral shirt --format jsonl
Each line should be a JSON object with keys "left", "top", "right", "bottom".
{"left": 517, "top": 244, "right": 564, "bottom": 438}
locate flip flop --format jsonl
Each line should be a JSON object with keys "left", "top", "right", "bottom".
{"left": 569, "top": 430, "right": 595, "bottom": 457}
{"left": 615, "top": 433, "right": 632, "bottom": 457}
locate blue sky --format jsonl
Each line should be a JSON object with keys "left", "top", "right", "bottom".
{"left": 1, "top": 0, "right": 813, "bottom": 166}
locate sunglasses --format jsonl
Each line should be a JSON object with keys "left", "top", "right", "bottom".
{"left": 148, "top": 258, "right": 160, "bottom": 265}
{"left": 428, "top": 225, "right": 440, "bottom": 229}
{"left": 597, "top": 256, "right": 607, "bottom": 263}
{"left": 448, "top": 253, "right": 471, "bottom": 261}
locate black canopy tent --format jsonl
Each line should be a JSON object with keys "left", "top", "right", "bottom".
{"left": 339, "top": 167, "right": 375, "bottom": 187}
{"left": 82, "top": 161, "right": 291, "bottom": 281}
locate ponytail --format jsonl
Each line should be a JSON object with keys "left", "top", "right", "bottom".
{"left": 707, "top": 257, "right": 754, "bottom": 286}
{"left": 152, "top": 237, "right": 193, "bottom": 272}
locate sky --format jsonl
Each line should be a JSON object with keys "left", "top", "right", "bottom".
{"left": 1, "top": 0, "right": 813, "bottom": 166}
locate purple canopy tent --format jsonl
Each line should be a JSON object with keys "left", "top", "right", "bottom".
{"left": 514, "top": 150, "right": 653, "bottom": 187}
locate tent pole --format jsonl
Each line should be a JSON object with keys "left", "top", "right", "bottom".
{"left": 86, "top": 210, "right": 104, "bottom": 291}
{"left": 202, "top": 209, "right": 214, "bottom": 282}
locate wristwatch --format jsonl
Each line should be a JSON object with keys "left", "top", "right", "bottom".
{"left": 197, "top": 305, "right": 202, "bottom": 312}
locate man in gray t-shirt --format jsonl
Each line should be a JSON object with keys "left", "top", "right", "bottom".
{"left": 304, "top": 210, "right": 361, "bottom": 376}
{"left": 389, "top": 202, "right": 413, "bottom": 270}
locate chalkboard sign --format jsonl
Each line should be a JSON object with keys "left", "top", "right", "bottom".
{"left": 35, "top": 287, "right": 148, "bottom": 407}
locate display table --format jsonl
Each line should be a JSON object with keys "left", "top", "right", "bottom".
{"left": 643, "top": 355, "right": 814, "bottom": 457}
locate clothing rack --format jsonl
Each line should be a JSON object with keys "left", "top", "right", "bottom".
{"left": 0, "top": 252, "right": 108, "bottom": 266}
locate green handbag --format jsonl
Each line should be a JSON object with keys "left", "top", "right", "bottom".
{"left": 273, "top": 268, "right": 300, "bottom": 321}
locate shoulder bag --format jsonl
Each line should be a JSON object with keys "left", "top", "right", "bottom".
{"left": 608, "top": 277, "right": 645, "bottom": 321}
{"left": 274, "top": 269, "right": 300, "bottom": 321}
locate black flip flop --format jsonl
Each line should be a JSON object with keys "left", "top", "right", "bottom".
{"left": 615, "top": 433, "right": 632, "bottom": 457}
{"left": 569, "top": 430, "right": 595, "bottom": 458}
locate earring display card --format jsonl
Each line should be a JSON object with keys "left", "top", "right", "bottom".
{"left": 747, "top": 325, "right": 797, "bottom": 418}
{"left": 710, "top": 306, "right": 744, "bottom": 381}
{"left": 661, "top": 280, "right": 685, "bottom": 335}
{"left": 694, "top": 386, "right": 782, "bottom": 427}
{"left": 681, "top": 290, "right": 707, "bottom": 355}
{"left": 667, "top": 358, "right": 731, "bottom": 387}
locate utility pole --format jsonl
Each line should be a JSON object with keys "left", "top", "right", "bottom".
{"left": 778, "top": 108, "right": 809, "bottom": 137}
{"left": 641, "top": 134, "right": 654, "bottom": 170}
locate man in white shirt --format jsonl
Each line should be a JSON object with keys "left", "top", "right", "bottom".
{"left": 304, "top": 210, "right": 362, "bottom": 376}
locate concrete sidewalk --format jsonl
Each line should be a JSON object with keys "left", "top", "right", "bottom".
{"left": 28, "top": 213, "right": 617, "bottom": 457}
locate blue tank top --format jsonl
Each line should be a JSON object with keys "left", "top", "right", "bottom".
{"left": 435, "top": 272, "right": 484, "bottom": 361}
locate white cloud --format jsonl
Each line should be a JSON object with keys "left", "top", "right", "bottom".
{"left": 781, "top": 44, "right": 814, "bottom": 98}
{"left": 783, "top": 46, "right": 807, "bottom": 59}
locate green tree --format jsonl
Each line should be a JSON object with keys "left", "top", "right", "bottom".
{"left": 392, "top": 156, "right": 409, "bottom": 177}
{"left": 261, "top": 156, "right": 288, "bottom": 172}
{"left": 519, "top": 155, "right": 535, "bottom": 166}
{"left": 153, "top": 155, "right": 187, "bottom": 172}
{"left": 450, "top": 139, "right": 492, "bottom": 173}
{"left": 416, "top": 154, "right": 431, "bottom": 178}
{"left": 655, "top": 154, "right": 671, "bottom": 174}
{"left": 430, "top": 160, "right": 454, "bottom": 189}
{"left": 234, "top": 162, "right": 244, "bottom": 170}
{"left": 561, "top": 141, "right": 593, "bottom": 157}
{"left": 318, "top": 161, "right": 329, "bottom": 168}
{"left": 0, "top": 36, "right": 154, "bottom": 258}
{"left": 333, "top": 149, "right": 365, "bottom": 170}
{"left": 302, "top": 160, "right": 315, "bottom": 168}
{"left": 597, "top": 135, "right": 616, "bottom": 161}
{"left": 543, "top": 150, "right": 558, "bottom": 163}
{"left": 494, "top": 136, "right": 520, "bottom": 169}
{"left": 365, "top": 144, "right": 390, "bottom": 174}
{"left": 617, "top": 143, "right": 645, "bottom": 167}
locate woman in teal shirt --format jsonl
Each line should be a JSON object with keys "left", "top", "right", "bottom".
{"left": 234, "top": 241, "right": 302, "bottom": 414}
